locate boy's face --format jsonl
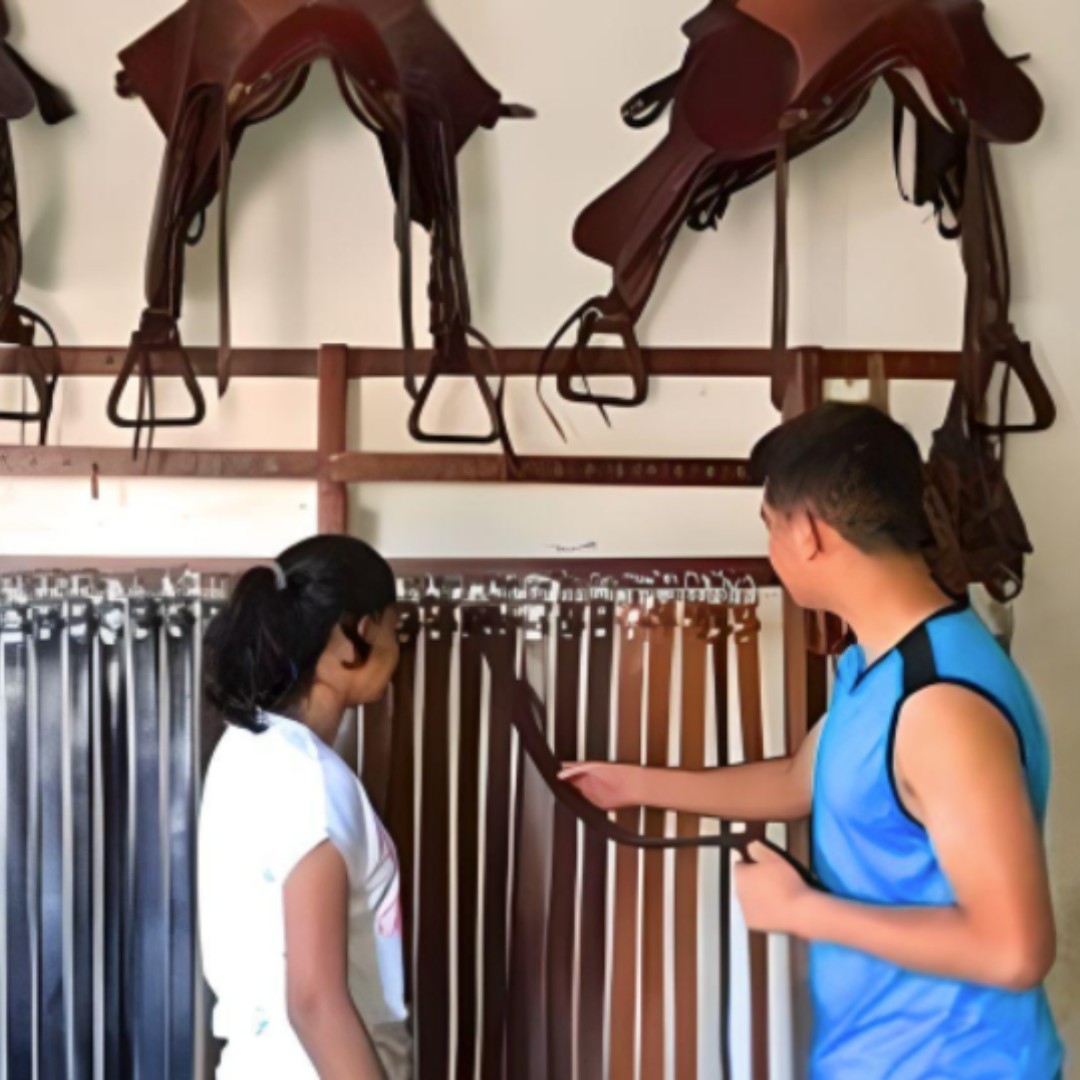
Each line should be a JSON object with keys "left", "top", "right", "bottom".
{"left": 760, "top": 497, "right": 821, "bottom": 609}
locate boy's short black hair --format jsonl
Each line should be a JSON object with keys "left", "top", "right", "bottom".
{"left": 749, "top": 402, "right": 930, "bottom": 554}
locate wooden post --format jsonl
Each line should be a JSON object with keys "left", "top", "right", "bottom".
{"left": 317, "top": 344, "right": 349, "bottom": 535}
{"left": 778, "top": 349, "right": 830, "bottom": 1080}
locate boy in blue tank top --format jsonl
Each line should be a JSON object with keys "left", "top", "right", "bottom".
{"left": 562, "top": 403, "right": 1063, "bottom": 1078}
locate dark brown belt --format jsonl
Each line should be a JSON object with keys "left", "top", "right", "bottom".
{"left": 359, "top": 692, "right": 392, "bottom": 819}
{"left": 456, "top": 608, "right": 485, "bottom": 1080}
{"left": 675, "top": 603, "right": 709, "bottom": 1080}
{"left": 415, "top": 599, "right": 456, "bottom": 1080}
{"left": 608, "top": 611, "right": 645, "bottom": 1080}
{"left": 505, "top": 615, "right": 553, "bottom": 1080}
{"left": 547, "top": 600, "right": 585, "bottom": 1080}
{"left": 642, "top": 601, "right": 676, "bottom": 1080}
{"left": 578, "top": 598, "right": 616, "bottom": 1080}
{"left": 384, "top": 606, "right": 421, "bottom": 1007}
{"left": 735, "top": 603, "right": 770, "bottom": 1080}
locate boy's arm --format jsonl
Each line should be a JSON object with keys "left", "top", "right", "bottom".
{"left": 738, "top": 685, "right": 1056, "bottom": 991}
{"left": 560, "top": 721, "right": 821, "bottom": 823}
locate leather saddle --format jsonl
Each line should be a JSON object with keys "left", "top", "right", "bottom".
{"left": 0, "top": 1, "right": 73, "bottom": 443}
{"left": 114, "top": 0, "right": 531, "bottom": 452}
{"left": 541, "top": 0, "right": 1053, "bottom": 600}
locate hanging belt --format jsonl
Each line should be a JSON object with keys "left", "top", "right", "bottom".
{"left": 546, "top": 600, "right": 585, "bottom": 1080}
{"left": 577, "top": 598, "right": 616, "bottom": 1080}
{"left": 608, "top": 612, "right": 645, "bottom": 1080}
{"left": 735, "top": 603, "right": 770, "bottom": 1080}
{"left": 710, "top": 603, "right": 734, "bottom": 1080}
{"left": 4, "top": 619, "right": 34, "bottom": 1080}
{"left": 455, "top": 608, "right": 485, "bottom": 1080}
{"left": 415, "top": 599, "right": 455, "bottom": 1080}
{"left": 504, "top": 613, "right": 553, "bottom": 1080}
{"left": 478, "top": 613, "right": 516, "bottom": 1080}
{"left": 361, "top": 693, "right": 393, "bottom": 818}
{"left": 385, "top": 606, "right": 420, "bottom": 1006}
{"left": 127, "top": 599, "right": 168, "bottom": 1080}
{"left": 67, "top": 603, "right": 95, "bottom": 1080}
{"left": 165, "top": 602, "right": 197, "bottom": 1080}
{"left": 675, "top": 603, "right": 709, "bottom": 1080}
{"left": 35, "top": 606, "right": 67, "bottom": 1080}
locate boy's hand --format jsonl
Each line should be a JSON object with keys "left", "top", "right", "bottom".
{"left": 558, "top": 762, "right": 644, "bottom": 811}
{"left": 734, "top": 840, "right": 812, "bottom": 935}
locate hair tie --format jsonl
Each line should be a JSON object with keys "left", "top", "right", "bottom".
{"left": 270, "top": 561, "right": 288, "bottom": 592}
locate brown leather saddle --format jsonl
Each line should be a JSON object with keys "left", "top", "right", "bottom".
{"left": 0, "top": 1, "right": 73, "bottom": 443}
{"left": 541, "top": 0, "right": 1053, "bottom": 600}
{"left": 114, "top": 0, "right": 531, "bottom": 452}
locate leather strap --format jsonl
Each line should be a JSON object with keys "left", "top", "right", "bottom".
{"left": 415, "top": 600, "right": 455, "bottom": 1080}
{"left": 333, "top": 706, "right": 360, "bottom": 777}
{"left": 360, "top": 693, "right": 393, "bottom": 820}
{"left": 127, "top": 600, "right": 168, "bottom": 1080}
{"left": 478, "top": 613, "right": 516, "bottom": 1080}
{"left": 710, "top": 604, "right": 734, "bottom": 1080}
{"left": 675, "top": 603, "right": 709, "bottom": 1080}
{"left": 3, "top": 619, "right": 34, "bottom": 1079}
{"left": 734, "top": 604, "right": 770, "bottom": 1080}
{"left": 770, "top": 126, "right": 791, "bottom": 410}
{"left": 35, "top": 607, "right": 67, "bottom": 1080}
{"left": 546, "top": 600, "right": 584, "bottom": 1079}
{"left": 455, "top": 608, "right": 485, "bottom": 1080}
{"left": 505, "top": 615, "right": 552, "bottom": 1080}
{"left": 98, "top": 608, "right": 129, "bottom": 1077}
{"left": 608, "top": 610, "right": 645, "bottom": 1080}
{"left": 165, "top": 603, "right": 197, "bottom": 1080}
{"left": 384, "top": 606, "right": 420, "bottom": 1006}
{"left": 67, "top": 604, "right": 95, "bottom": 1080}
{"left": 577, "top": 598, "right": 616, "bottom": 1080}
{"left": 641, "top": 601, "right": 676, "bottom": 1079}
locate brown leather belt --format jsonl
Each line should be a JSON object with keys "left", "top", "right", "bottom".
{"left": 578, "top": 598, "right": 616, "bottom": 1080}
{"left": 384, "top": 606, "right": 421, "bottom": 1007}
{"left": 608, "top": 611, "right": 645, "bottom": 1080}
{"left": 415, "top": 599, "right": 456, "bottom": 1080}
{"left": 547, "top": 600, "right": 585, "bottom": 1079}
{"left": 642, "top": 600, "right": 676, "bottom": 1079}
{"left": 735, "top": 603, "right": 770, "bottom": 1080}
{"left": 360, "top": 693, "right": 392, "bottom": 818}
{"left": 675, "top": 603, "right": 709, "bottom": 1080}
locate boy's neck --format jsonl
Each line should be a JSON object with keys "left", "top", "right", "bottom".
{"left": 833, "top": 555, "right": 956, "bottom": 667}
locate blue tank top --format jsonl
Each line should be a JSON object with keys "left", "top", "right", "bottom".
{"left": 809, "top": 601, "right": 1062, "bottom": 1079}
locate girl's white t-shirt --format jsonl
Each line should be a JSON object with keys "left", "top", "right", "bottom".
{"left": 199, "top": 711, "right": 411, "bottom": 1080}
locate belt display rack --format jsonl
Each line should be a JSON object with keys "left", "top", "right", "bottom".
{"left": 0, "top": 342, "right": 959, "bottom": 1078}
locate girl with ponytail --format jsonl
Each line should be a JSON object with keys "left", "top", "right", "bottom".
{"left": 199, "top": 535, "right": 409, "bottom": 1080}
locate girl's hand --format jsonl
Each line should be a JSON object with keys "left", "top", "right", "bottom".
{"left": 558, "top": 762, "right": 645, "bottom": 811}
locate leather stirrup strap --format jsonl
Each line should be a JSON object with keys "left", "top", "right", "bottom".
{"left": 675, "top": 603, "right": 709, "bottom": 1080}
{"left": 455, "top": 609, "right": 485, "bottom": 1080}
{"left": 577, "top": 598, "right": 616, "bottom": 1080}
{"left": 415, "top": 600, "right": 455, "bottom": 1080}
{"left": 478, "top": 615, "right": 516, "bottom": 1080}
{"left": 333, "top": 707, "right": 360, "bottom": 776}
{"left": 217, "top": 95, "right": 234, "bottom": 397}
{"left": 505, "top": 615, "right": 553, "bottom": 1080}
{"left": 4, "top": 623, "right": 34, "bottom": 1078}
{"left": 608, "top": 611, "right": 645, "bottom": 1080}
{"left": 641, "top": 601, "right": 676, "bottom": 1078}
{"left": 547, "top": 601, "right": 585, "bottom": 1079}
{"left": 735, "top": 603, "right": 770, "bottom": 1080}
{"left": 770, "top": 127, "right": 791, "bottom": 410}
{"left": 710, "top": 604, "right": 734, "bottom": 1080}
{"left": 385, "top": 606, "right": 420, "bottom": 1006}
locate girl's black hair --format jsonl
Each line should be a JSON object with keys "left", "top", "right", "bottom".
{"left": 204, "top": 535, "right": 396, "bottom": 731}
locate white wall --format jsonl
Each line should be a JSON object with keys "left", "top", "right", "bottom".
{"left": 2, "top": 0, "right": 1077, "bottom": 1066}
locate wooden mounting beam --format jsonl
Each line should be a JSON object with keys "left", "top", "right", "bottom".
{"left": 329, "top": 452, "right": 756, "bottom": 487}
{"left": 0, "top": 346, "right": 960, "bottom": 381}
{"left": 0, "top": 446, "right": 318, "bottom": 479}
